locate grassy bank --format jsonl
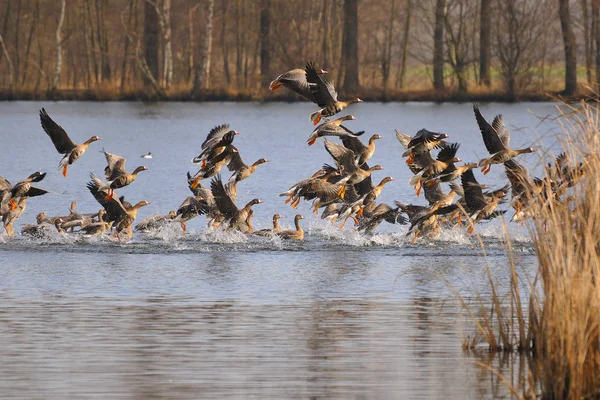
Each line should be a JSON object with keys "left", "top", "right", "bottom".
{"left": 460, "top": 101, "right": 600, "bottom": 398}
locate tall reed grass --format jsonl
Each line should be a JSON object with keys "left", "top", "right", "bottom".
{"left": 459, "top": 100, "right": 600, "bottom": 399}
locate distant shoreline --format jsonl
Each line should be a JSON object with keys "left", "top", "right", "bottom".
{"left": 0, "top": 88, "right": 583, "bottom": 103}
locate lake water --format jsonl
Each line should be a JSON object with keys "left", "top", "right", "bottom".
{"left": 0, "top": 101, "right": 562, "bottom": 398}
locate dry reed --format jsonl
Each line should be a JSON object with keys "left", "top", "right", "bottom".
{"left": 460, "top": 100, "right": 600, "bottom": 399}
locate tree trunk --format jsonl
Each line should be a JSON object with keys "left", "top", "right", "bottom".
{"left": 0, "top": 33, "right": 14, "bottom": 89}
{"left": 160, "top": 0, "right": 173, "bottom": 88}
{"left": 192, "top": 0, "right": 214, "bottom": 97}
{"left": 558, "top": 0, "right": 577, "bottom": 95}
{"left": 221, "top": 0, "right": 231, "bottom": 87}
{"left": 120, "top": 0, "right": 135, "bottom": 92}
{"left": 433, "top": 0, "right": 445, "bottom": 90}
{"left": 479, "top": 0, "right": 491, "bottom": 87}
{"left": 51, "top": 0, "right": 66, "bottom": 91}
{"left": 22, "top": 0, "right": 40, "bottom": 88}
{"left": 100, "top": 0, "right": 111, "bottom": 82}
{"left": 341, "top": 0, "right": 359, "bottom": 94}
{"left": 143, "top": 0, "right": 159, "bottom": 88}
{"left": 85, "top": 0, "right": 99, "bottom": 84}
{"left": 260, "top": 0, "right": 271, "bottom": 89}
{"left": 382, "top": 0, "right": 395, "bottom": 98}
{"left": 13, "top": 0, "right": 22, "bottom": 91}
{"left": 0, "top": 0, "right": 11, "bottom": 71}
{"left": 582, "top": 0, "right": 592, "bottom": 83}
{"left": 397, "top": 0, "right": 411, "bottom": 89}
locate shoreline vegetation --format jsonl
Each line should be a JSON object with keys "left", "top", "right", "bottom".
{"left": 0, "top": 87, "right": 596, "bottom": 103}
{"left": 460, "top": 99, "right": 600, "bottom": 399}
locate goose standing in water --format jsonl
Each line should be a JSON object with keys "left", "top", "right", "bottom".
{"left": 277, "top": 214, "right": 305, "bottom": 240}
{"left": 305, "top": 62, "right": 362, "bottom": 125}
{"left": 141, "top": 152, "right": 153, "bottom": 159}
{"left": 102, "top": 149, "right": 148, "bottom": 200}
{"left": 39, "top": 108, "right": 101, "bottom": 177}
{"left": 254, "top": 214, "right": 281, "bottom": 236}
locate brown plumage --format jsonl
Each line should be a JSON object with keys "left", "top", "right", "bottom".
{"left": 305, "top": 62, "right": 362, "bottom": 125}
{"left": 306, "top": 115, "right": 363, "bottom": 146}
{"left": 227, "top": 155, "right": 269, "bottom": 197}
{"left": 175, "top": 196, "right": 208, "bottom": 235}
{"left": 473, "top": 104, "right": 535, "bottom": 174}
{"left": 254, "top": 214, "right": 281, "bottom": 236}
{"left": 269, "top": 65, "right": 327, "bottom": 101}
{"left": 86, "top": 174, "right": 149, "bottom": 241}
{"left": 324, "top": 139, "right": 383, "bottom": 199}
{"left": 210, "top": 175, "right": 263, "bottom": 233}
{"left": 401, "top": 129, "right": 449, "bottom": 164}
{"left": 39, "top": 108, "right": 101, "bottom": 177}
{"left": 408, "top": 143, "right": 461, "bottom": 197}
{"left": 191, "top": 125, "right": 239, "bottom": 171}
{"left": 0, "top": 172, "right": 47, "bottom": 211}
{"left": 277, "top": 214, "right": 304, "bottom": 240}
{"left": 103, "top": 149, "right": 148, "bottom": 200}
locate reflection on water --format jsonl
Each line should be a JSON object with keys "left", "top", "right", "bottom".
{"left": 0, "top": 296, "right": 523, "bottom": 399}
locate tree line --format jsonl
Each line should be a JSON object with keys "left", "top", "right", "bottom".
{"left": 0, "top": 0, "right": 593, "bottom": 101}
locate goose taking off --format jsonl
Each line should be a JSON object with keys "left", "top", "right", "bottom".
{"left": 103, "top": 149, "right": 148, "bottom": 200}
{"left": 39, "top": 108, "right": 101, "bottom": 177}
{"left": 269, "top": 65, "right": 327, "bottom": 101}
{"left": 305, "top": 62, "right": 362, "bottom": 125}
{"left": 473, "top": 104, "right": 535, "bottom": 174}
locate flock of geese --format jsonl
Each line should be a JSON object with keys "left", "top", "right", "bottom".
{"left": 0, "top": 62, "right": 588, "bottom": 242}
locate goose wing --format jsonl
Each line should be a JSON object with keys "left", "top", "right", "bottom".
{"left": 201, "top": 124, "right": 230, "bottom": 150}
{"left": 395, "top": 130, "right": 412, "bottom": 149}
{"left": 86, "top": 174, "right": 127, "bottom": 222}
{"left": 461, "top": 169, "right": 487, "bottom": 211}
{"left": 306, "top": 62, "right": 337, "bottom": 106}
{"left": 473, "top": 104, "right": 508, "bottom": 154}
{"left": 39, "top": 108, "right": 77, "bottom": 154}
{"left": 324, "top": 140, "right": 358, "bottom": 175}
{"left": 103, "top": 149, "right": 127, "bottom": 180}
{"left": 273, "top": 68, "right": 315, "bottom": 102}
{"left": 210, "top": 175, "right": 238, "bottom": 218}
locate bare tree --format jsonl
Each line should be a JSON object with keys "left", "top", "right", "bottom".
{"left": 381, "top": 0, "right": 396, "bottom": 98}
{"left": 342, "top": 0, "right": 359, "bottom": 94}
{"left": 398, "top": 0, "right": 412, "bottom": 89}
{"left": 444, "top": 0, "right": 477, "bottom": 93}
{"left": 558, "top": 0, "right": 577, "bottom": 95}
{"left": 479, "top": 0, "right": 491, "bottom": 86}
{"left": 192, "top": 0, "right": 215, "bottom": 97}
{"left": 260, "top": 0, "right": 271, "bottom": 89}
{"left": 0, "top": 33, "right": 14, "bottom": 89}
{"left": 51, "top": 0, "right": 67, "bottom": 91}
{"left": 495, "top": 0, "right": 547, "bottom": 98}
{"left": 143, "top": 0, "right": 159, "bottom": 88}
{"left": 433, "top": 0, "right": 446, "bottom": 90}
{"left": 154, "top": 0, "right": 173, "bottom": 88}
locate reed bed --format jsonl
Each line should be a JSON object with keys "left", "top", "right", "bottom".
{"left": 459, "top": 100, "right": 600, "bottom": 399}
